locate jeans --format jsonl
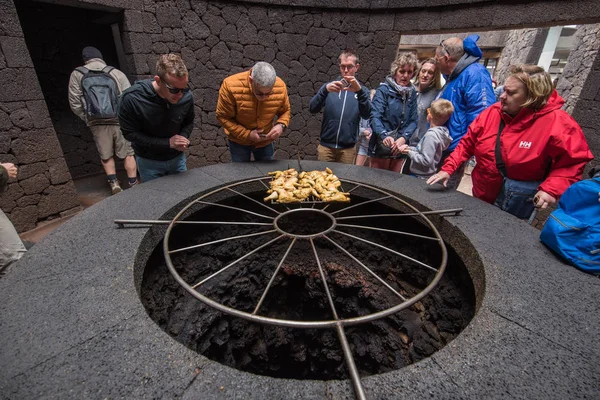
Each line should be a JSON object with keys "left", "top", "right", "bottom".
{"left": 136, "top": 152, "right": 187, "bottom": 183}
{"left": 228, "top": 140, "right": 274, "bottom": 162}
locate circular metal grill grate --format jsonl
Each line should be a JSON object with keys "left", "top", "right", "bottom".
{"left": 116, "top": 176, "right": 462, "bottom": 399}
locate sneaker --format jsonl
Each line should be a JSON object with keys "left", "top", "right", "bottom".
{"left": 109, "top": 179, "right": 123, "bottom": 195}
{"left": 128, "top": 179, "right": 139, "bottom": 188}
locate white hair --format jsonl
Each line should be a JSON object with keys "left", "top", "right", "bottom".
{"left": 251, "top": 62, "right": 276, "bottom": 88}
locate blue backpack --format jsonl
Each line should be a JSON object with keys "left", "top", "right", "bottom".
{"left": 540, "top": 177, "right": 600, "bottom": 273}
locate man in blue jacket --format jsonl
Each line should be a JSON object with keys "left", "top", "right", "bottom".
{"left": 309, "top": 49, "right": 371, "bottom": 164}
{"left": 435, "top": 35, "right": 494, "bottom": 188}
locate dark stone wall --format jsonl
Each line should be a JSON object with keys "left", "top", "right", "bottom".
{"left": 15, "top": 0, "right": 124, "bottom": 179}
{"left": 0, "top": 0, "right": 80, "bottom": 232}
{"left": 120, "top": 3, "right": 400, "bottom": 165}
{"left": 561, "top": 24, "right": 600, "bottom": 175}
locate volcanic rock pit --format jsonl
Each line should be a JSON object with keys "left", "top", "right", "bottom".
{"left": 141, "top": 187, "right": 475, "bottom": 380}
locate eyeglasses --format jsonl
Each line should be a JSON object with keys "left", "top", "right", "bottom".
{"left": 339, "top": 64, "right": 356, "bottom": 71}
{"left": 252, "top": 82, "right": 273, "bottom": 98}
{"left": 160, "top": 78, "right": 190, "bottom": 94}
{"left": 438, "top": 40, "right": 450, "bottom": 57}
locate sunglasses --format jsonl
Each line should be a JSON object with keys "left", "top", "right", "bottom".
{"left": 160, "top": 77, "right": 190, "bottom": 94}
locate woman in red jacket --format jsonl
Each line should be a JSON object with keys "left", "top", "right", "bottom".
{"left": 428, "top": 65, "right": 593, "bottom": 219}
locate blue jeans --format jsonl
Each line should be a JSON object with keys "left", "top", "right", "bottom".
{"left": 136, "top": 153, "right": 187, "bottom": 183}
{"left": 228, "top": 140, "right": 274, "bottom": 162}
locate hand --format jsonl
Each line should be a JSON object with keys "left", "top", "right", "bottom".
{"left": 427, "top": 171, "right": 451, "bottom": 187}
{"left": 326, "top": 81, "right": 344, "bottom": 93}
{"left": 248, "top": 129, "right": 264, "bottom": 142}
{"left": 342, "top": 76, "right": 361, "bottom": 93}
{"left": 398, "top": 144, "right": 410, "bottom": 155}
{"left": 391, "top": 137, "right": 406, "bottom": 155}
{"left": 362, "top": 129, "right": 371, "bottom": 137}
{"left": 265, "top": 124, "right": 284, "bottom": 141}
{"left": 533, "top": 190, "right": 556, "bottom": 209}
{"left": 169, "top": 134, "right": 190, "bottom": 152}
{"left": 1, "top": 163, "right": 17, "bottom": 179}
{"left": 382, "top": 136, "right": 395, "bottom": 147}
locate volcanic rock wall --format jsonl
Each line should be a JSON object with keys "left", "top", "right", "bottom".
{"left": 0, "top": 2, "right": 80, "bottom": 231}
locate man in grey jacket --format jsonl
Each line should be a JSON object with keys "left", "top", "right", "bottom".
{"left": 68, "top": 46, "right": 137, "bottom": 194}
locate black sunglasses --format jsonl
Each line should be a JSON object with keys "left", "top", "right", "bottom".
{"left": 160, "top": 77, "right": 190, "bottom": 94}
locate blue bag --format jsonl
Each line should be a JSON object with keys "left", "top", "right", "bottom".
{"left": 540, "top": 177, "right": 600, "bottom": 274}
{"left": 494, "top": 178, "right": 541, "bottom": 219}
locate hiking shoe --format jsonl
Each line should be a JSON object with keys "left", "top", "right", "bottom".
{"left": 128, "top": 179, "right": 139, "bottom": 188}
{"left": 109, "top": 179, "right": 123, "bottom": 195}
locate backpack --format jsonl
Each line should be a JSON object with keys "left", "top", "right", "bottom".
{"left": 75, "top": 65, "right": 119, "bottom": 122}
{"left": 540, "top": 177, "right": 600, "bottom": 273}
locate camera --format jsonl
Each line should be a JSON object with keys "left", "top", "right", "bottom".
{"left": 340, "top": 78, "right": 351, "bottom": 88}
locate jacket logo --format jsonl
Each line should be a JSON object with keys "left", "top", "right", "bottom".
{"left": 519, "top": 141, "right": 532, "bottom": 149}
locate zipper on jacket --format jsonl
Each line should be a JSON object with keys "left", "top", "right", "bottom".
{"left": 549, "top": 213, "right": 582, "bottom": 231}
{"left": 335, "top": 91, "right": 348, "bottom": 149}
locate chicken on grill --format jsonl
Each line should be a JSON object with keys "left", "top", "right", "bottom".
{"left": 264, "top": 167, "right": 350, "bottom": 203}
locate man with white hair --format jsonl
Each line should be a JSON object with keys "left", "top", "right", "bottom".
{"left": 435, "top": 35, "right": 494, "bottom": 188}
{"left": 216, "top": 62, "right": 291, "bottom": 162}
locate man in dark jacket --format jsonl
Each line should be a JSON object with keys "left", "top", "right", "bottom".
{"left": 118, "top": 54, "right": 194, "bottom": 183}
{"left": 435, "top": 35, "right": 494, "bottom": 188}
{"left": 309, "top": 49, "right": 371, "bottom": 164}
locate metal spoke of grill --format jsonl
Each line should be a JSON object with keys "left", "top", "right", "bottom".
{"left": 227, "top": 185, "right": 282, "bottom": 215}
{"left": 310, "top": 239, "right": 367, "bottom": 400}
{"left": 169, "top": 229, "right": 277, "bottom": 255}
{"left": 193, "top": 200, "right": 275, "bottom": 220}
{"left": 117, "top": 175, "right": 460, "bottom": 400}
{"left": 191, "top": 234, "right": 285, "bottom": 289}
{"left": 114, "top": 219, "right": 271, "bottom": 227}
{"left": 336, "top": 208, "right": 464, "bottom": 220}
{"left": 330, "top": 195, "right": 393, "bottom": 216}
{"left": 336, "top": 222, "right": 438, "bottom": 241}
{"left": 323, "top": 235, "right": 407, "bottom": 301}
{"left": 252, "top": 238, "right": 297, "bottom": 315}
{"left": 333, "top": 229, "right": 439, "bottom": 273}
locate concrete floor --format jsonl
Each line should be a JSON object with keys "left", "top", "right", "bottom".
{"left": 19, "top": 170, "right": 133, "bottom": 244}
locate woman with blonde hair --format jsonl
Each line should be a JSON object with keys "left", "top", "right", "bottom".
{"left": 428, "top": 64, "right": 593, "bottom": 219}
{"left": 368, "top": 52, "right": 419, "bottom": 172}
{"left": 413, "top": 58, "right": 442, "bottom": 144}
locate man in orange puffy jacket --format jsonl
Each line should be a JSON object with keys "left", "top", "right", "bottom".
{"left": 216, "top": 62, "right": 291, "bottom": 162}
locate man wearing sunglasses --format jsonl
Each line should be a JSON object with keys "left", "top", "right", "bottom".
{"left": 216, "top": 62, "right": 291, "bottom": 162}
{"left": 119, "top": 54, "right": 194, "bottom": 182}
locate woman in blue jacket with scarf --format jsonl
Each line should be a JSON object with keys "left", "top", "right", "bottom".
{"left": 368, "top": 52, "right": 419, "bottom": 172}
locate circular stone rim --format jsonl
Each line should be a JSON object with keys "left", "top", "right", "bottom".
{"left": 273, "top": 208, "right": 337, "bottom": 239}
{"left": 162, "top": 177, "right": 448, "bottom": 329}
